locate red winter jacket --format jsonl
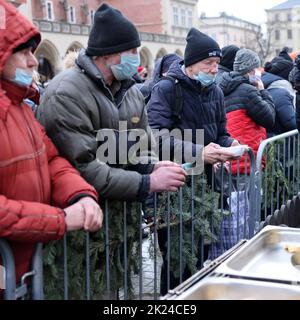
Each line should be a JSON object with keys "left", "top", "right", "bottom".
{"left": 226, "top": 109, "right": 267, "bottom": 174}
{"left": 219, "top": 72, "right": 275, "bottom": 175}
{"left": 0, "top": 1, "right": 98, "bottom": 286}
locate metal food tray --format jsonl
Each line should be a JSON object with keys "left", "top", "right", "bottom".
{"left": 214, "top": 225, "right": 300, "bottom": 284}
{"left": 166, "top": 276, "right": 300, "bottom": 300}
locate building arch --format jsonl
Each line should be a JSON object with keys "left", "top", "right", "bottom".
{"left": 66, "top": 41, "right": 84, "bottom": 55}
{"left": 139, "top": 46, "right": 153, "bottom": 76}
{"left": 35, "top": 40, "right": 61, "bottom": 83}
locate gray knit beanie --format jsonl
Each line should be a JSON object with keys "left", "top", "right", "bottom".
{"left": 233, "top": 49, "right": 261, "bottom": 75}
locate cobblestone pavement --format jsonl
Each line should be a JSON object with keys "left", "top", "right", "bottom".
{"left": 119, "top": 232, "right": 163, "bottom": 300}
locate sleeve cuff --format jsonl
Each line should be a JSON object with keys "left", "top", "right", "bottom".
{"left": 68, "top": 193, "right": 97, "bottom": 205}
{"left": 137, "top": 175, "right": 150, "bottom": 201}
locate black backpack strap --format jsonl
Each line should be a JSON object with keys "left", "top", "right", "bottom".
{"left": 161, "top": 76, "right": 183, "bottom": 128}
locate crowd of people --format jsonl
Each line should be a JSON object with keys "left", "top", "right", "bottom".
{"left": 1, "top": 0, "right": 300, "bottom": 297}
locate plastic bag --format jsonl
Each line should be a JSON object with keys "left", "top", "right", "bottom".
{"left": 208, "top": 190, "right": 249, "bottom": 260}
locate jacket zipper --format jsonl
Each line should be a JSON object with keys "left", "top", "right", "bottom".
{"left": 21, "top": 105, "right": 45, "bottom": 202}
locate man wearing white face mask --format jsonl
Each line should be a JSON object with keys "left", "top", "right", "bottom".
{"left": 38, "top": 3, "right": 186, "bottom": 202}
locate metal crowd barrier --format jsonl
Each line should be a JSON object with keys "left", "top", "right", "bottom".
{"left": 255, "top": 129, "right": 300, "bottom": 230}
{"left": 42, "top": 149, "right": 256, "bottom": 300}
{"left": 7, "top": 128, "right": 300, "bottom": 301}
{"left": 0, "top": 240, "right": 43, "bottom": 300}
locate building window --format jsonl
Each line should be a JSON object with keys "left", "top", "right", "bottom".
{"left": 46, "top": 1, "right": 54, "bottom": 21}
{"left": 287, "top": 29, "right": 292, "bottom": 39}
{"left": 181, "top": 9, "right": 186, "bottom": 27}
{"left": 275, "top": 13, "right": 279, "bottom": 21}
{"left": 173, "top": 7, "right": 179, "bottom": 26}
{"left": 287, "top": 13, "right": 292, "bottom": 22}
{"left": 275, "top": 29, "right": 280, "bottom": 40}
{"left": 90, "top": 10, "right": 95, "bottom": 25}
{"left": 187, "top": 10, "right": 193, "bottom": 27}
{"left": 68, "top": 6, "right": 76, "bottom": 24}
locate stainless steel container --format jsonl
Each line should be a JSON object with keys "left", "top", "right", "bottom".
{"left": 215, "top": 226, "right": 300, "bottom": 283}
{"left": 166, "top": 276, "right": 300, "bottom": 300}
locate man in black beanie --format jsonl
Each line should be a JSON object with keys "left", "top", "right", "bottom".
{"left": 39, "top": 2, "right": 186, "bottom": 200}
{"left": 216, "top": 45, "right": 240, "bottom": 84}
{"left": 38, "top": 3, "right": 187, "bottom": 297}
{"left": 147, "top": 27, "right": 242, "bottom": 295}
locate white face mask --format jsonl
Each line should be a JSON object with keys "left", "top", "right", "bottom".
{"left": 255, "top": 69, "right": 262, "bottom": 78}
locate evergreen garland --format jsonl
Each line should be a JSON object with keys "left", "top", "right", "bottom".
{"left": 43, "top": 201, "right": 141, "bottom": 300}
{"left": 43, "top": 174, "right": 226, "bottom": 299}
{"left": 261, "top": 139, "right": 299, "bottom": 211}
{"left": 151, "top": 174, "right": 225, "bottom": 278}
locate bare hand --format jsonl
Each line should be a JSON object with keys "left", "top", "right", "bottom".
{"left": 203, "top": 142, "right": 226, "bottom": 164}
{"left": 64, "top": 202, "right": 85, "bottom": 231}
{"left": 150, "top": 164, "right": 186, "bottom": 193}
{"left": 78, "top": 197, "right": 103, "bottom": 232}
{"left": 255, "top": 78, "right": 264, "bottom": 91}
{"left": 64, "top": 197, "right": 103, "bottom": 232}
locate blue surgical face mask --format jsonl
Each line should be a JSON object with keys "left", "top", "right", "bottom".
{"left": 12, "top": 68, "right": 33, "bottom": 87}
{"left": 194, "top": 71, "right": 216, "bottom": 87}
{"left": 110, "top": 53, "right": 140, "bottom": 81}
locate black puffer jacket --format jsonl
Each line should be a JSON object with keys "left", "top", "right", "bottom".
{"left": 219, "top": 72, "right": 275, "bottom": 130}
{"left": 218, "top": 72, "right": 275, "bottom": 174}
{"left": 215, "top": 65, "right": 231, "bottom": 85}
{"left": 262, "top": 72, "right": 296, "bottom": 135}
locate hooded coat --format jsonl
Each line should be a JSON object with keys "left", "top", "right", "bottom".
{"left": 0, "top": 1, "right": 97, "bottom": 285}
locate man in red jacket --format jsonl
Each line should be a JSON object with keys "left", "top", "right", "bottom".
{"left": 0, "top": 0, "right": 103, "bottom": 288}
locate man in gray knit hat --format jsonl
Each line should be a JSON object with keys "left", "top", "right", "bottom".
{"left": 233, "top": 48, "right": 264, "bottom": 90}
{"left": 218, "top": 47, "right": 275, "bottom": 168}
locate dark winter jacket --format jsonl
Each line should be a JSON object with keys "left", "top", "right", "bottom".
{"left": 147, "top": 60, "right": 233, "bottom": 163}
{"left": 262, "top": 72, "right": 296, "bottom": 135}
{"left": 37, "top": 49, "right": 157, "bottom": 202}
{"left": 289, "top": 65, "right": 300, "bottom": 131}
{"left": 139, "top": 54, "right": 181, "bottom": 103}
{"left": 216, "top": 65, "right": 231, "bottom": 85}
{"left": 219, "top": 72, "right": 276, "bottom": 174}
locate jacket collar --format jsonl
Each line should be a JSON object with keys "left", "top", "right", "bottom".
{"left": 1, "top": 79, "right": 32, "bottom": 103}
{"left": 76, "top": 49, "right": 135, "bottom": 104}
{"left": 0, "top": 80, "right": 38, "bottom": 119}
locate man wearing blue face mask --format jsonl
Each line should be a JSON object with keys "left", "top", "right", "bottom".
{"left": 147, "top": 27, "right": 241, "bottom": 295}
{"left": 147, "top": 28, "right": 239, "bottom": 168}
{"left": 38, "top": 3, "right": 186, "bottom": 203}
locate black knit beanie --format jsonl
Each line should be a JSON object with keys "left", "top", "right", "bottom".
{"left": 220, "top": 45, "right": 240, "bottom": 71}
{"left": 278, "top": 47, "right": 293, "bottom": 62}
{"left": 86, "top": 3, "right": 141, "bottom": 56}
{"left": 264, "top": 57, "right": 294, "bottom": 81}
{"left": 184, "top": 28, "right": 221, "bottom": 67}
